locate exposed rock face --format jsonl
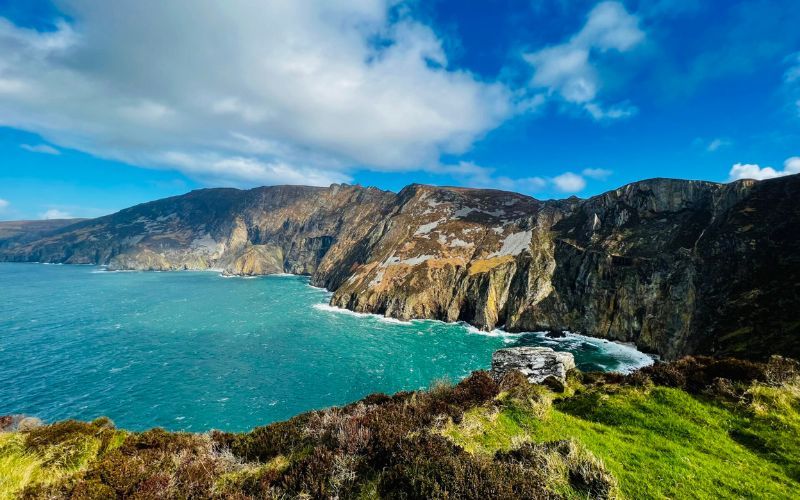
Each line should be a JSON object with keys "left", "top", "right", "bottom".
{"left": 491, "top": 347, "right": 576, "bottom": 383}
{"left": 2, "top": 175, "right": 799, "bottom": 361}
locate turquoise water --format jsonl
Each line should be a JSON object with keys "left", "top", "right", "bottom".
{"left": 0, "top": 263, "right": 652, "bottom": 431}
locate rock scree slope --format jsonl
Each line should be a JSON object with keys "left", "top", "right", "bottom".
{"left": 2, "top": 175, "right": 799, "bottom": 361}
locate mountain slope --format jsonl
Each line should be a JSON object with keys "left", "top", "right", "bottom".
{"left": 2, "top": 175, "right": 799, "bottom": 360}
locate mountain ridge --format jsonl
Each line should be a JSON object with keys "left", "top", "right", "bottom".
{"left": 2, "top": 175, "right": 798, "bottom": 361}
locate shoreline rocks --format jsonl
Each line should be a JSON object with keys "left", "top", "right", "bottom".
{"left": 491, "top": 347, "right": 576, "bottom": 384}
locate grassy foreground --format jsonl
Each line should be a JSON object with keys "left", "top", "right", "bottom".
{"left": 1, "top": 356, "right": 799, "bottom": 499}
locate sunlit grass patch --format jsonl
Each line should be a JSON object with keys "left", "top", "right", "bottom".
{"left": 443, "top": 380, "right": 800, "bottom": 499}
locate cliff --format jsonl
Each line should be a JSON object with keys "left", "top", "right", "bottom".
{"left": 2, "top": 175, "right": 799, "bottom": 360}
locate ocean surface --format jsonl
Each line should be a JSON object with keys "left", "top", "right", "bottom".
{"left": 0, "top": 263, "right": 653, "bottom": 432}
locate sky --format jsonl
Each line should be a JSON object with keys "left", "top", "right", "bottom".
{"left": 0, "top": 0, "right": 799, "bottom": 220}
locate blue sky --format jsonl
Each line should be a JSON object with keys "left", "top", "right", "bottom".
{"left": 1, "top": 0, "right": 799, "bottom": 220}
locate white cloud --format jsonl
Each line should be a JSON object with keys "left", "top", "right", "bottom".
{"left": 706, "top": 138, "right": 732, "bottom": 152}
{"left": 693, "top": 136, "right": 733, "bottom": 152}
{"left": 785, "top": 54, "right": 800, "bottom": 83}
{"left": 439, "top": 162, "right": 593, "bottom": 194}
{"left": 20, "top": 143, "right": 61, "bottom": 155}
{"left": 0, "top": 198, "right": 9, "bottom": 211}
{"left": 40, "top": 208, "right": 73, "bottom": 220}
{"left": 0, "top": 1, "right": 513, "bottom": 187}
{"left": 582, "top": 168, "right": 612, "bottom": 180}
{"left": 524, "top": 1, "right": 644, "bottom": 121}
{"left": 785, "top": 53, "right": 800, "bottom": 116}
{"left": 728, "top": 157, "right": 800, "bottom": 181}
{"left": 552, "top": 172, "right": 587, "bottom": 193}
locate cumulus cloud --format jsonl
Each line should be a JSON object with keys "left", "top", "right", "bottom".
{"left": 552, "top": 172, "right": 587, "bottom": 193}
{"left": 40, "top": 208, "right": 73, "bottom": 219}
{"left": 20, "top": 143, "right": 61, "bottom": 155}
{"left": 728, "top": 157, "right": 800, "bottom": 181}
{"left": 0, "top": 198, "right": 9, "bottom": 211}
{"left": 582, "top": 168, "right": 612, "bottom": 180}
{"left": 440, "top": 162, "right": 592, "bottom": 195}
{"left": 0, "top": 1, "right": 512, "bottom": 187}
{"left": 524, "top": 1, "right": 644, "bottom": 120}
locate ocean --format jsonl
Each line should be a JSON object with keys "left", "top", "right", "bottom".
{"left": 0, "top": 263, "right": 652, "bottom": 431}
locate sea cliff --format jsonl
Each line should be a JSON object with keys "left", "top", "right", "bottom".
{"left": 2, "top": 175, "right": 799, "bottom": 360}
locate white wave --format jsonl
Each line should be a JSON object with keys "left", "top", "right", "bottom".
{"left": 312, "top": 303, "right": 414, "bottom": 325}
{"left": 524, "top": 331, "right": 654, "bottom": 373}
{"left": 461, "top": 324, "right": 524, "bottom": 338}
{"left": 217, "top": 273, "right": 259, "bottom": 279}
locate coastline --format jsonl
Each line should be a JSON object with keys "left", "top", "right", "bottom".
{"left": 81, "top": 261, "right": 660, "bottom": 362}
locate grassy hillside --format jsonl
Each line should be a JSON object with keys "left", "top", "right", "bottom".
{"left": 1, "top": 356, "right": 798, "bottom": 499}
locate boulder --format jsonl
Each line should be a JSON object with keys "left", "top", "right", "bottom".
{"left": 491, "top": 347, "right": 576, "bottom": 384}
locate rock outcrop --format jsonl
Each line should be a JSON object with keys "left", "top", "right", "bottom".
{"left": 491, "top": 347, "right": 576, "bottom": 384}
{"left": 2, "top": 175, "right": 799, "bottom": 361}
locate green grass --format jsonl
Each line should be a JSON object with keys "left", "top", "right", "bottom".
{"left": 3, "top": 362, "right": 799, "bottom": 499}
{"left": 443, "top": 382, "right": 800, "bottom": 499}
{"left": 0, "top": 433, "right": 51, "bottom": 500}
{"left": 0, "top": 421, "right": 126, "bottom": 498}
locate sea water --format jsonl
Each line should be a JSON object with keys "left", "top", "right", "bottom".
{"left": 0, "top": 263, "right": 652, "bottom": 431}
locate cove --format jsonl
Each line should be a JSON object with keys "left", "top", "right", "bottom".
{"left": 0, "top": 263, "right": 652, "bottom": 431}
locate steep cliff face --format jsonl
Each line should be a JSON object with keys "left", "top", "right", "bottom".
{"left": 2, "top": 176, "right": 798, "bottom": 360}
{"left": 0, "top": 184, "right": 396, "bottom": 276}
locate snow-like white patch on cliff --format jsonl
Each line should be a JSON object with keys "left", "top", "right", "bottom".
{"left": 190, "top": 233, "right": 222, "bottom": 254}
{"left": 414, "top": 220, "right": 440, "bottom": 236}
{"left": 400, "top": 254, "right": 434, "bottom": 266}
{"left": 437, "top": 233, "right": 473, "bottom": 248}
{"left": 453, "top": 207, "right": 475, "bottom": 218}
{"left": 380, "top": 255, "right": 400, "bottom": 268}
{"left": 426, "top": 198, "right": 443, "bottom": 208}
{"left": 368, "top": 269, "right": 385, "bottom": 288}
{"left": 449, "top": 238, "right": 472, "bottom": 248}
{"left": 489, "top": 230, "right": 532, "bottom": 257}
{"left": 121, "top": 235, "right": 144, "bottom": 246}
{"left": 454, "top": 206, "right": 506, "bottom": 219}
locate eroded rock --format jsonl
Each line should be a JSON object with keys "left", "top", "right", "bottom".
{"left": 491, "top": 347, "right": 576, "bottom": 384}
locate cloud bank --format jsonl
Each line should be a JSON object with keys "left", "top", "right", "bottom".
{"left": 442, "top": 162, "right": 604, "bottom": 195}
{"left": 0, "top": 0, "right": 512, "bottom": 187}
{"left": 728, "top": 157, "right": 800, "bottom": 181}
{"left": 40, "top": 208, "right": 73, "bottom": 220}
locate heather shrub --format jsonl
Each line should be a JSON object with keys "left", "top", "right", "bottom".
{"left": 0, "top": 416, "right": 13, "bottom": 432}
{"left": 378, "top": 433, "right": 549, "bottom": 499}
{"left": 17, "top": 417, "right": 43, "bottom": 432}
{"left": 221, "top": 416, "right": 311, "bottom": 462}
{"left": 764, "top": 355, "right": 800, "bottom": 385}
{"left": 448, "top": 371, "right": 500, "bottom": 408}
{"left": 497, "top": 440, "right": 617, "bottom": 499}
{"left": 7, "top": 356, "right": 797, "bottom": 499}
{"left": 497, "top": 369, "right": 528, "bottom": 392}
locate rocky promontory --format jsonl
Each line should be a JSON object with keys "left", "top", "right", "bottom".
{"left": 491, "top": 347, "right": 576, "bottom": 384}
{"left": 1, "top": 175, "right": 799, "bottom": 361}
